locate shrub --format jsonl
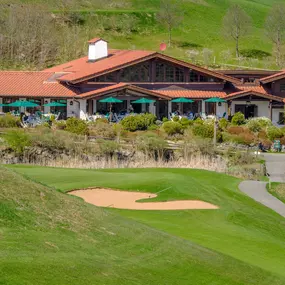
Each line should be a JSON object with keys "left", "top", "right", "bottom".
{"left": 246, "top": 117, "right": 272, "bottom": 132}
{"left": 194, "top": 117, "right": 204, "bottom": 125}
{"left": 142, "top": 113, "right": 156, "bottom": 126}
{"left": 4, "top": 130, "right": 31, "bottom": 154}
{"left": 121, "top": 116, "right": 145, "bottom": 132}
{"left": 267, "top": 126, "right": 284, "bottom": 141}
{"left": 95, "top": 118, "right": 109, "bottom": 124}
{"left": 97, "top": 139, "right": 119, "bottom": 156}
{"left": 231, "top": 112, "right": 245, "bottom": 126}
{"left": 173, "top": 116, "right": 180, "bottom": 122}
{"left": 162, "top": 117, "right": 169, "bottom": 123}
{"left": 65, "top": 117, "right": 88, "bottom": 135}
{"left": 231, "top": 133, "right": 256, "bottom": 146}
{"left": 136, "top": 132, "right": 167, "bottom": 158}
{"left": 193, "top": 123, "right": 214, "bottom": 139}
{"left": 89, "top": 121, "right": 116, "bottom": 139}
{"left": 162, "top": 121, "right": 183, "bottom": 136}
{"left": 53, "top": 120, "right": 66, "bottom": 130}
{"left": 219, "top": 118, "right": 228, "bottom": 130}
{"left": 180, "top": 117, "right": 193, "bottom": 129}
{"left": 227, "top": 126, "right": 246, "bottom": 135}
{"left": 121, "top": 113, "right": 157, "bottom": 132}
{"left": 148, "top": 124, "right": 159, "bottom": 130}
{"left": 0, "top": 114, "right": 20, "bottom": 128}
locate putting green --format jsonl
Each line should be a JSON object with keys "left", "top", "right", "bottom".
{"left": 2, "top": 165, "right": 285, "bottom": 284}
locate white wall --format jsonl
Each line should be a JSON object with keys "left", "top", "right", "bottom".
{"left": 67, "top": 99, "right": 77, "bottom": 118}
{"left": 44, "top": 99, "right": 50, "bottom": 114}
{"left": 77, "top": 99, "right": 87, "bottom": 120}
{"left": 88, "top": 40, "right": 108, "bottom": 61}
{"left": 229, "top": 100, "right": 284, "bottom": 124}
{"left": 216, "top": 103, "right": 227, "bottom": 117}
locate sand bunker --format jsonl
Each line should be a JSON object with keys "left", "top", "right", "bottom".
{"left": 69, "top": 188, "right": 218, "bottom": 210}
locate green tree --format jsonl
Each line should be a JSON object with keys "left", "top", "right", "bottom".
{"left": 223, "top": 5, "right": 252, "bottom": 58}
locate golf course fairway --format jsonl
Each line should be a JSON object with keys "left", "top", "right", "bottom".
{"left": 1, "top": 165, "right": 285, "bottom": 285}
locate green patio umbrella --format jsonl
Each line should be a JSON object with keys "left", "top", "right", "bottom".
{"left": 204, "top": 97, "right": 226, "bottom": 103}
{"left": 131, "top": 98, "right": 155, "bottom": 104}
{"left": 0, "top": 103, "right": 7, "bottom": 107}
{"left": 99, "top": 97, "right": 123, "bottom": 103}
{"left": 43, "top": 102, "right": 67, "bottom": 107}
{"left": 171, "top": 97, "right": 194, "bottom": 103}
{"left": 8, "top": 100, "right": 40, "bottom": 107}
{"left": 99, "top": 97, "right": 123, "bottom": 122}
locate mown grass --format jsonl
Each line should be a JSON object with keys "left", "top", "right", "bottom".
{"left": 268, "top": 182, "right": 285, "bottom": 203}
{"left": 3, "top": 164, "right": 285, "bottom": 284}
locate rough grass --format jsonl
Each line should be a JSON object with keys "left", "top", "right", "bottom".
{"left": 3, "top": 165, "right": 285, "bottom": 285}
{"left": 2, "top": 0, "right": 285, "bottom": 69}
{"left": 268, "top": 182, "right": 285, "bottom": 203}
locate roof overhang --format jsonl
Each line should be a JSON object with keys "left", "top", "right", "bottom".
{"left": 77, "top": 83, "right": 171, "bottom": 100}
{"left": 260, "top": 71, "right": 285, "bottom": 84}
{"left": 59, "top": 52, "right": 240, "bottom": 85}
{"left": 226, "top": 90, "right": 284, "bottom": 102}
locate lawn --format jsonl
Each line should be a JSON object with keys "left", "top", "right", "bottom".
{"left": 2, "top": 165, "right": 285, "bottom": 284}
{"left": 268, "top": 182, "right": 285, "bottom": 203}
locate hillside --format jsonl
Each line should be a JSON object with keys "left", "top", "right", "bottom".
{"left": 1, "top": 0, "right": 285, "bottom": 70}
{"left": 2, "top": 165, "right": 285, "bottom": 284}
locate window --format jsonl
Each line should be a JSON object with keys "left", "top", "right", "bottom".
{"left": 175, "top": 68, "right": 184, "bottom": 82}
{"left": 155, "top": 62, "right": 164, "bottom": 82}
{"left": 92, "top": 72, "right": 116, "bottom": 82}
{"left": 189, "top": 70, "right": 199, "bottom": 82}
{"left": 120, "top": 63, "right": 150, "bottom": 82}
{"left": 165, "top": 65, "right": 175, "bottom": 82}
{"left": 155, "top": 61, "right": 184, "bottom": 82}
{"left": 280, "top": 84, "right": 285, "bottom": 92}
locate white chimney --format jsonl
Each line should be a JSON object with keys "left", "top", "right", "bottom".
{"left": 88, "top": 38, "right": 108, "bottom": 61}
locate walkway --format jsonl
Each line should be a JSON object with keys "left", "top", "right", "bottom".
{"left": 239, "top": 181, "right": 285, "bottom": 218}
{"left": 239, "top": 153, "right": 285, "bottom": 218}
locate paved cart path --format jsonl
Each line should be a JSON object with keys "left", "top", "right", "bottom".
{"left": 239, "top": 153, "right": 285, "bottom": 218}
{"left": 239, "top": 181, "right": 285, "bottom": 218}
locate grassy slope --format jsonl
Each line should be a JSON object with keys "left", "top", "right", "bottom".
{"left": 3, "top": 165, "right": 285, "bottom": 283}
{"left": 268, "top": 182, "right": 285, "bottom": 203}
{"left": 5, "top": 0, "right": 285, "bottom": 68}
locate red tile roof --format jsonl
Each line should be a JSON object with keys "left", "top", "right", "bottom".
{"left": 155, "top": 89, "right": 227, "bottom": 98}
{"left": 88, "top": 37, "right": 106, "bottom": 43}
{"left": 225, "top": 89, "right": 284, "bottom": 102}
{"left": 0, "top": 71, "right": 78, "bottom": 98}
{"left": 260, "top": 70, "right": 285, "bottom": 83}
{"left": 45, "top": 50, "right": 240, "bottom": 85}
{"left": 45, "top": 49, "right": 156, "bottom": 83}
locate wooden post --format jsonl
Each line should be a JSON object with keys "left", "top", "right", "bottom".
{"left": 269, "top": 100, "right": 273, "bottom": 121}
{"left": 213, "top": 116, "right": 217, "bottom": 148}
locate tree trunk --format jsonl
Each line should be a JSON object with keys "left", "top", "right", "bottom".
{"left": 236, "top": 37, "right": 239, "bottom": 58}
{"left": 168, "top": 26, "right": 172, "bottom": 47}
{"left": 276, "top": 31, "right": 281, "bottom": 67}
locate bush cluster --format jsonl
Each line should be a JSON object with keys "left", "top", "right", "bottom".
{"left": 162, "top": 121, "right": 183, "bottom": 136}
{"left": 231, "top": 112, "right": 245, "bottom": 126}
{"left": 0, "top": 114, "right": 20, "bottom": 128}
{"left": 246, "top": 117, "right": 272, "bottom": 132}
{"left": 121, "top": 113, "right": 156, "bottom": 132}
{"left": 4, "top": 130, "right": 31, "bottom": 154}
{"left": 192, "top": 122, "right": 214, "bottom": 139}
{"left": 89, "top": 121, "right": 116, "bottom": 139}
{"left": 65, "top": 117, "right": 88, "bottom": 135}
{"left": 267, "top": 126, "right": 284, "bottom": 141}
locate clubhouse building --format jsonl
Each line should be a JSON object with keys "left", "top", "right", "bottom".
{"left": 0, "top": 37, "right": 285, "bottom": 124}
